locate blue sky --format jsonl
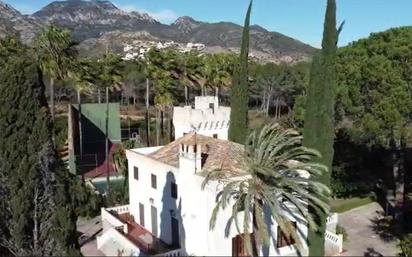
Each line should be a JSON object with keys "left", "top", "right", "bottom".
{"left": 4, "top": 0, "right": 412, "bottom": 47}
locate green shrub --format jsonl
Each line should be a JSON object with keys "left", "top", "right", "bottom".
{"left": 399, "top": 234, "right": 412, "bottom": 257}
{"left": 336, "top": 224, "right": 348, "bottom": 241}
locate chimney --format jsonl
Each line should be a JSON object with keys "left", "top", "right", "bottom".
{"left": 178, "top": 142, "right": 202, "bottom": 174}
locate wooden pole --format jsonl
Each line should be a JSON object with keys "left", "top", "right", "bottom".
{"left": 105, "top": 87, "right": 110, "bottom": 195}
{"left": 145, "top": 78, "right": 150, "bottom": 147}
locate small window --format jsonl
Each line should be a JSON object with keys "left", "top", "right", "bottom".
{"left": 151, "top": 174, "right": 157, "bottom": 189}
{"left": 277, "top": 222, "right": 297, "bottom": 248}
{"left": 134, "top": 167, "right": 139, "bottom": 180}
{"left": 213, "top": 134, "right": 218, "bottom": 139}
{"left": 209, "top": 103, "right": 215, "bottom": 114}
{"left": 139, "top": 203, "right": 145, "bottom": 226}
{"left": 204, "top": 122, "right": 208, "bottom": 129}
{"left": 171, "top": 183, "right": 178, "bottom": 199}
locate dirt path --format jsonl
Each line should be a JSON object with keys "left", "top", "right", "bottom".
{"left": 339, "top": 202, "right": 398, "bottom": 256}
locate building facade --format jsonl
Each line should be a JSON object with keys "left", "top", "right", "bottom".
{"left": 97, "top": 97, "right": 343, "bottom": 256}
{"left": 173, "top": 96, "right": 230, "bottom": 140}
{"left": 98, "top": 134, "right": 320, "bottom": 256}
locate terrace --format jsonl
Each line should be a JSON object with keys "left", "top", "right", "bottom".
{"left": 99, "top": 205, "right": 181, "bottom": 256}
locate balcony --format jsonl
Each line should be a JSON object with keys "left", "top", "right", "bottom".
{"left": 100, "top": 205, "right": 179, "bottom": 256}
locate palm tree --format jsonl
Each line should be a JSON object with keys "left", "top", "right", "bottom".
{"left": 178, "top": 52, "right": 205, "bottom": 104}
{"left": 90, "top": 53, "right": 124, "bottom": 195}
{"left": 202, "top": 124, "right": 330, "bottom": 256}
{"left": 203, "top": 53, "right": 235, "bottom": 97}
{"left": 36, "top": 25, "right": 77, "bottom": 142}
{"left": 154, "top": 94, "right": 174, "bottom": 145}
{"left": 146, "top": 49, "right": 178, "bottom": 144}
{"left": 67, "top": 60, "right": 94, "bottom": 161}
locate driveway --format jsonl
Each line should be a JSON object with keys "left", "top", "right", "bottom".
{"left": 77, "top": 216, "right": 104, "bottom": 256}
{"left": 338, "top": 202, "right": 398, "bottom": 256}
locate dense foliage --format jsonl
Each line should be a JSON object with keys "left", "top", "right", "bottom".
{"left": 336, "top": 27, "right": 412, "bottom": 146}
{"left": 399, "top": 233, "right": 412, "bottom": 257}
{"left": 0, "top": 38, "right": 79, "bottom": 255}
{"left": 303, "top": 0, "right": 339, "bottom": 255}
{"left": 228, "top": 0, "right": 252, "bottom": 144}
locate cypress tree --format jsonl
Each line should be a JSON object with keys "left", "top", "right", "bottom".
{"left": 0, "top": 38, "right": 79, "bottom": 256}
{"left": 228, "top": 0, "right": 252, "bottom": 144}
{"left": 303, "top": 0, "right": 339, "bottom": 255}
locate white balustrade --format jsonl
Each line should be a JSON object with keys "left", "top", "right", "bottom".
{"left": 325, "top": 230, "right": 343, "bottom": 254}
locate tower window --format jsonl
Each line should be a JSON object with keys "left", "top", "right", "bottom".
{"left": 134, "top": 167, "right": 139, "bottom": 180}
{"left": 151, "top": 174, "right": 157, "bottom": 189}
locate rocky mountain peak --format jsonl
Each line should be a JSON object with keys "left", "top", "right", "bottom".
{"left": 0, "top": 0, "right": 42, "bottom": 42}
{"left": 0, "top": 0, "right": 22, "bottom": 18}
{"left": 32, "top": 0, "right": 158, "bottom": 25}
{"left": 172, "top": 16, "right": 202, "bottom": 33}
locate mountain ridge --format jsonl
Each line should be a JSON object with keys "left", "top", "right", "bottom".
{"left": 0, "top": 0, "right": 316, "bottom": 63}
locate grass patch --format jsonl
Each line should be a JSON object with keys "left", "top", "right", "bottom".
{"left": 331, "top": 196, "right": 375, "bottom": 213}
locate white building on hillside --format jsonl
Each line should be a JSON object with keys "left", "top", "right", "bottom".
{"left": 97, "top": 136, "right": 343, "bottom": 256}
{"left": 173, "top": 96, "right": 230, "bottom": 140}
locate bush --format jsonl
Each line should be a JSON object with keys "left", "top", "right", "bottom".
{"left": 336, "top": 224, "right": 348, "bottom": 242}
{"left": 399, "top": 234, "right": 412, "bottom": 257}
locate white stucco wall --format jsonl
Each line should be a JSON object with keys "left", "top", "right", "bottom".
{"left": 125, "top": 146, "right": 309, "bottom": 256}
{"left": 173, "top": 96, "right": 230, "bottom": 140}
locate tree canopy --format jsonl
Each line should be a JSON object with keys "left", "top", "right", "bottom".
{"left": 0, "top": 38, "right": 79, "bottom": 256}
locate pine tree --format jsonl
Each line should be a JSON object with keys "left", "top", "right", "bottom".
{"left": 303, "top": 0, "right": 339, "bottom": 255}
{"left": 228, "top": 0, "right": 252, "bottom": 144}
{"left": 0, "top": 38, "right": 79, "bottom": 256}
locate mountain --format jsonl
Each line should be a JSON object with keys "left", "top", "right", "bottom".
{"left": 0, "top": 1, "right": 42, "bottom": 42}
{"left": 1, "top": 0, "right": 316, "bottom": 63}
{"left": 32, "top": 0, "right": 160, "bottom": 40}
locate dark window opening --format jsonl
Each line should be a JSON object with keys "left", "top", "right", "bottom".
{"left": 151, "top": 174, "right": 157, "bottom": 189}
{"left": 134, "top": 167, "right": 139, "bottom": 180}
{"left": 171, "top": 182, "right": 178, "bottom": 199}
{"left": 201, "top": 153, "right": 208, "bottom": 167}
{"left": 277, "top": 222, "right": 297, "bottom": 248}
{"left": 139, "top": 203, "right": 145, "bottom": 226}
{"left": 209, "top": 103, "right": 215, "bottom": 114}
{"left": 213, "top": 134, "right": 218, "bottom": 139}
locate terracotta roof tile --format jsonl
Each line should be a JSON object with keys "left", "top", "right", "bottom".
{"left": 149, "top": 133, "right": 247, "bottom": 176}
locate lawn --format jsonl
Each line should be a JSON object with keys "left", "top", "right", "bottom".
{"left": 331, "top": 196, "right": 375, "bottom": 213}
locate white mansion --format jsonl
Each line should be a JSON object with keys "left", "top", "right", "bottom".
{"left": 97, "top": 96, "right": 343, "bottom": 256}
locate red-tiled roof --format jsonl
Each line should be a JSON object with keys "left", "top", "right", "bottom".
{"left": 148, "top": 133, "right": 247, "bottom": 176}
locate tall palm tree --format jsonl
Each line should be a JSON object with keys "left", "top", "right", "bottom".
{"left": 146, "top": 49, "right": 177, "bottom": 144}
{"left": 90, "top": 53, "right": 124, "bottom": 195}
{"left": 202, "top": 124, "right": 330, "bottom": 256}
{"left": 154, "top": 94, "right": 174, "bottom": 145}
{"left": 67, "top": 60, "right": 94, "bottom": 161}
{"left": 203, "top": 53, "right": 235, "bottom": 97}
{"left": 36, "top": 25, "right": 77, "bottom": 142}
{"left": 178, "top": 52, "right": 205, "bottom": 104}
